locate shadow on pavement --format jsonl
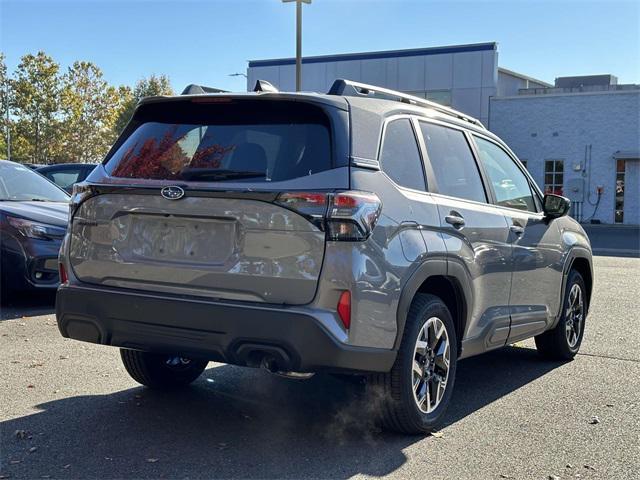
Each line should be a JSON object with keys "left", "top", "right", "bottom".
{"left": 0, "top": 291, "right": 56, "bottom": 321}
{"left": 0, "top": 346, "right": 563, "bottom": 479}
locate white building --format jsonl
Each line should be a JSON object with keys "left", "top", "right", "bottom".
{"left": 247, "top": 44, "right": 639, "bottom": 225}
{"left": 490, "top": 76, "right": 640, "bottom": 225}
{"left": 247, "top": 42, "right": 549, "bottom": 127}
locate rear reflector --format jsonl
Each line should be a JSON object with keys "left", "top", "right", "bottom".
{"left": 59, "top": 262, "right": 68, "bottom": 284}
{"left": 337, "top": 290, "right": 351, "bottom": 330}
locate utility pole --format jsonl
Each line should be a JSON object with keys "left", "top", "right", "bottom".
{"left": 282, "top": 0, "right": 311, "bottom": 92}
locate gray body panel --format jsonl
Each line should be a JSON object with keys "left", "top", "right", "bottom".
{"left": 69, "top": 193, "right": 326, "bottom": 304}
{"left": 57, "top": 89, "right": 593, "bottom": 372}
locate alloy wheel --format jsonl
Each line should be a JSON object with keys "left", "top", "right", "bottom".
{"left": 565, "top": 283, "right": 584, "bottom": 348}
{"left": 412, "top": 316, "right": 451, "bottom": 413}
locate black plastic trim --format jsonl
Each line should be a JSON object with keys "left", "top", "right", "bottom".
{"left": 56, "top": 285, "right": 396, "bottom": 373}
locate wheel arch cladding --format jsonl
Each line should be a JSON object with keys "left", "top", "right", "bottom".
{"left": 395, "top": 260, "right": 469, "bottom": 357}
{"left": 416, "top": 276, "right": 467, "bottom": 356}
{"left": 570, "top": 256, "right": 593, "bottom": 307}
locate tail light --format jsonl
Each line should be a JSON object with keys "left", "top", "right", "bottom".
{"left": 275, "top": 190, "right": 381, "bottom": 241}
{"left": 69, "top": 183, "right": 96, "bottom": 224}
{"left": 326, "top": 191, "right": 381, "bottom": 241}
{"left": 337, "top": 290, "right": 351, "bottom": 329}
{"left": 59, "top": 262, "right": 68, "bottom": 284}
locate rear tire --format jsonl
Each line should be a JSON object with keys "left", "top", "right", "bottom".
{"left": 535, "top": 270, "right": 587, "bottom": 360}
{"left": 369, "top": 294, "right": 458, "bottom": 434}
{"left": 120, "top": 349, "right": 208, "bottom": 389}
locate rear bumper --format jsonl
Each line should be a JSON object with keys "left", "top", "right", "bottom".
{"left": 55, "top": 284, "right": 396, "bottom": 373}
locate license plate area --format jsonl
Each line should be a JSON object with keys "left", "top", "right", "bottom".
{"left": 124, "top": 214, "right": 237, "bottom": 265}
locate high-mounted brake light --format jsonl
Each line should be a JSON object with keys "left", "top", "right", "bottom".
{"left": 275, "top": 190, "right": 382, "bottom": 242}
{"left": 337, "top": 290, "right": 351, "bottom": 330}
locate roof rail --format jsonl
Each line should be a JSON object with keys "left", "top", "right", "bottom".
{"left": 181, "top": 84, "right": 228, "bottom": 95}
{"left": 327, "top": 79, "right": 485, "bottom": 129}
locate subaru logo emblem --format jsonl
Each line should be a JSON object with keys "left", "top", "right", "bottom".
{"left": 161, "top": 186, "right": 185, "bottom": 200}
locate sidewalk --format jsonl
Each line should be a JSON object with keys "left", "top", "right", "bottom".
{"left": 581, "top": 224, "right": 640, "bottom": 257}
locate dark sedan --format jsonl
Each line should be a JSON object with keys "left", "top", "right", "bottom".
{"left": 0, "top": 160, "right": 70, "bottom": 295}
{"left": 36, "top": 163, "right": 97, "bottom": 193}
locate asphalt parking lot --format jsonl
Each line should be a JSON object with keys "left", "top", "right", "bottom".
{"left": 1, "top": 255, "right": 638, "bottom": 480}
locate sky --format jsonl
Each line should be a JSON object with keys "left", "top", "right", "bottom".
{"left": 1, "top": 0, "right": 639, "bottom": 92}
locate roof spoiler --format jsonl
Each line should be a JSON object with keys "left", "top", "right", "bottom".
{"left": 181, "top": 84, "right": 228, "bottom": 95}
{"left": 328, "top": 79, "right": 485, "bottom": 129}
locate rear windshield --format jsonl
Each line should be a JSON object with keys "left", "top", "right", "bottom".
{"left": 104, "top": 100, "right": 332, "bottom": 183}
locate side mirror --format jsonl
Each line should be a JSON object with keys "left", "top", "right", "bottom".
{"left": 543, "top": 194, "right": 571, "bottom": 219}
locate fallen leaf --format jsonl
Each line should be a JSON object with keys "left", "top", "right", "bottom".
{"left": 549, "top": 475, "right": 560, "bottom": 480}
{"left": 59, "top": 355, "right": 69, "bottom": 360}
{"left": 584, "top": 464, "right": 597, "bottom": 471}
{"left": 430, "top": 431, "right": 444, "bottom": 438}
{"left": 28, "top": 447, "right": 38, "bottom": 453}
{"left": 14, "top": 430, "right": 27, "bottom": 439}
{"left": 566, "top": 463, "right": 573, "bottom": 469}
{"left": 9, "top": 460, "right": 21, "bottom": 465}
{"left": 146, "top": 458, "right": 159, "bottom": 463}
{"left": 589, "top": 416, "right": 600, "bottom": 424}
{"left": 27, "top": 385, "right": 35, "bottom": 389}
{"left": 62, "top": 465, "right": 71, "bottom": 469}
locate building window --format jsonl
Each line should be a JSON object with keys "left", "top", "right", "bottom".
{"left": 544, "top": 160, "right": 564, "bottom": 195}
{"left": 615, "top": 159, "right": 625, "bottom": 223}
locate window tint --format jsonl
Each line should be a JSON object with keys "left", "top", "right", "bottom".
{"left": 474, "top": 136, "right": 537, "bottom": 212}
{"left": 419, "top": 122, "right": 486, "bottom": 203}
{"left": 104, "top": 101, "right": 332, "bottom": 183}
{"left": 379, "top": 119, "right": 426, "bottom": 191}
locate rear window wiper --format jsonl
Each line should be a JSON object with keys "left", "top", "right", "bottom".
{"left": 180, "top": 169, "right": 266, "bottom": 181}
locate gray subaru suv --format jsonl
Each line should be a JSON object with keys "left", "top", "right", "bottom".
{"left": 56, "top": 79, "right": 593, "bottom": 434}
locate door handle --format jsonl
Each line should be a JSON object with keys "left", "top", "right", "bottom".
{"left": 510, "top": 225, "right": 525, "bottom": 235}
{"left": 445, "top": 214, "right": 465, "bottom": 228}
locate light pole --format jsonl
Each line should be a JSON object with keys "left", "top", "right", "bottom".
{"left": 282, "top": 0, "right": 311, "bottom": 92}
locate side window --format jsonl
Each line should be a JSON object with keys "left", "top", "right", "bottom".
{"left": 419, "top": 122, "right": 487, "bottom": 203}
{"left": 379, "top": 119, "right": 426, "bottom": 191}
{"left": 474, "top": 136, "right": 537, "bottom": 212}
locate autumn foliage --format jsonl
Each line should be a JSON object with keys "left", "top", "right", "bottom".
{"left": 111, "top": 126, "right": 236, "bottom": 179}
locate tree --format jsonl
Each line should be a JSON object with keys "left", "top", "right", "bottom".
{"left": 60, "top": 61, "right": 122, "bottom": 163}
{"left": 11, "top": 52, "right": 62, "bottom": 163}
{"left": 113, "top": 74, "right": 173, "bottom": 136}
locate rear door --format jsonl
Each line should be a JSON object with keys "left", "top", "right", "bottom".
{"left": 68, "top": 98, "right": 348, "bottom": 305}
{"left": 472, "top": 135, "right": 564, "bottom": 341}
{"left": 417, "top": 120, "right": 513, "bottom": 354}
